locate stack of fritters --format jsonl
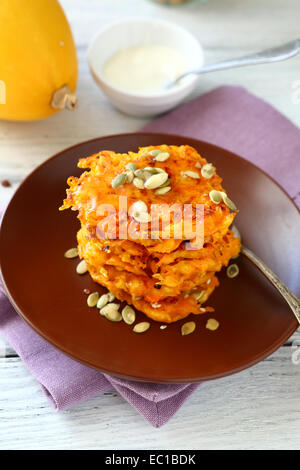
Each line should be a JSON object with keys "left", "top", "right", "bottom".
{"left": 60, "top": 145, "right": 240, "bottom": 323}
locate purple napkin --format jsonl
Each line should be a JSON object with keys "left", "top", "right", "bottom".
{"left": 0, "top": 86, "right": 299, "bottom": 427}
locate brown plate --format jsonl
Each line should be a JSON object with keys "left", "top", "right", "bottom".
{"left": 0, "top": 133, "right": 299, "bottom": 383}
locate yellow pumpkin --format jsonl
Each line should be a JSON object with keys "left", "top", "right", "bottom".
{"left": 0, "top": 0, "right": 78, "bottom": 121}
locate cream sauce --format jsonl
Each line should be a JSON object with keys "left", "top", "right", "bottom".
{"left": 103, "top": 44, "right": 186, "bottom": 93}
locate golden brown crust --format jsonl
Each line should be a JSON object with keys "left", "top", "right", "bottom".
{"left": 61, "top": 145, "right": 241, "bottom": 323}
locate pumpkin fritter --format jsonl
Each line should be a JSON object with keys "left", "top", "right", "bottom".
{"left": 60, "top": 145, "right": 240, "bottom": 323}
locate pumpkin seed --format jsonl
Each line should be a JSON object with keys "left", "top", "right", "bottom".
{"left": 100, "top": 303, "right": 121, "bottom": 319}
{"left": 144, "top": 172, "right": 168, "bottom": 189}
{"left": 87, "top": 292, "right": 99, "bottom": 307}
{"left": 144, "top": 166, "right": 160, "bottom": 175}
{"left": 126, "top": 162, "right": 137, "bottom": 172}
{"left": 107, "top": 292, "right": 115, "bottom": 302}
{"left": 195, "top": 162, "right": 202, "bottom": 169}
{"left": 133, "top": 177, "right": 145, "bottom": 189}
{"left": 221, "top": 193, "right": 237, "bottom": 211}
{"left": 206, "top": 318, "right": 219, "bottom": 331}
{"left": 76, "top": 259, "right": 88, "bottom": 274}
{"left": 105, "top": 309, "right": 122, "bottom": 322}
{"left": 155, "top": 152, "right": 170, "bottom": 162}
{"left": 226, "top": 263, "right": 239, "bottom": 279}
{"left": 160, "top": 177, "right": 171, "bottom": 188}
{"left": 130, "top": 200, "right": 148, "bottom": 215}
{"left": 133, "top": 322, "right": 150, "bottom": 333}
{"left": 132, "top": 212, "right": 151, "bottom": 223}
{"left": 231, "top": 225, "right": 242, "bottom": 240}
{"left": 111, "top": 173, "right": 127, "bottom": 189}
{"left": 97, "top": 294, "right": 109, "bottom": 309}
{"left": 151, "top": 302, "right": 161, "bottom": 308}
{"left": 140, "top": 167, "right": 167, "bottom": 177}
{"left": 134, "top": 169, "right": 152, "bottom": 181}
{"left": 100, "top": 302, "right": 120, "bottom": 316}
{"left": 191, "top": 290, "right": 205, "bottom": 302}
{"left": 160, "top": 325, "right": 167, "bottom": 330}
{"left": 125, "top": 170, "right": 134, "bottom": 183}
{"left": 201, "top": 163, "right": 214, "bottom": 179}
{"left": 149, "top": 149, "right": 161, "bottom": 157}
{"left": 122, "top": 305, "right": 136, "bottom": 325}
{"left": 155, "top": 186, "right": 171, "bottom": 195}
{"left": 209, "top": 190, "right": 223, "bottom": 204}
{"left": 181, "top": 170, "right": 200, "bottom": 179}
{"left": 153, "top": 168, "right": 168, "bottom": 174}
{"left": 181, "top": 321, "right": 196, "bottom": 336}
{"left": 64, "top": 247, "right": 78, "bottom": 259}
{"left": 143, "top": 171, "right": 154, "bottom": 180}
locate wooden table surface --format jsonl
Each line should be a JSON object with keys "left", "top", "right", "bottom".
{"left": 0, "top": 0, "right": 300, "bottom": 450}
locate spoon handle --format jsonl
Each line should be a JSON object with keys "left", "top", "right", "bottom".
{"left": 175, "top": 38, "right": 300, "bottom": 83}
{"left": 241, "top": 245, "right": 300, "bottom": 324}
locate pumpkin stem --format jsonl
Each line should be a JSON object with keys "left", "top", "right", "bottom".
{"left": 51, "top": 85, "right": 78, "bottom": 111}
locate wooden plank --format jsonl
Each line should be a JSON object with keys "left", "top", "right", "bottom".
{"left": 0, "top": 336, "right": 16, "bottom": 358}
{"left": 0, "top": 345, "right": 300, "bottom": 449}
{"left": 0, "top": 0, "right": 300, "bottom": 450}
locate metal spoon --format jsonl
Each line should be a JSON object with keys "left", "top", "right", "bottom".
{"left": 232, "top": 227, "right": 300, "bottom": 324}
{"left": 170, "top": 38, "right": 300, "bottom": 88}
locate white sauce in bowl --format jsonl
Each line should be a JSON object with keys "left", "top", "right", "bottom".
{"left": 102, "top": 44, "right": 186, "bottom": 93}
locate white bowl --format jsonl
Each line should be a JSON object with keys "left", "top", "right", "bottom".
{"left": 88, "top": 18, "right": 204, "bottom": 117}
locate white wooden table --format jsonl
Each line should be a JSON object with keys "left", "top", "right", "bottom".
{"left": 0, "top": 0, "right": 300, "bottom": 450}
